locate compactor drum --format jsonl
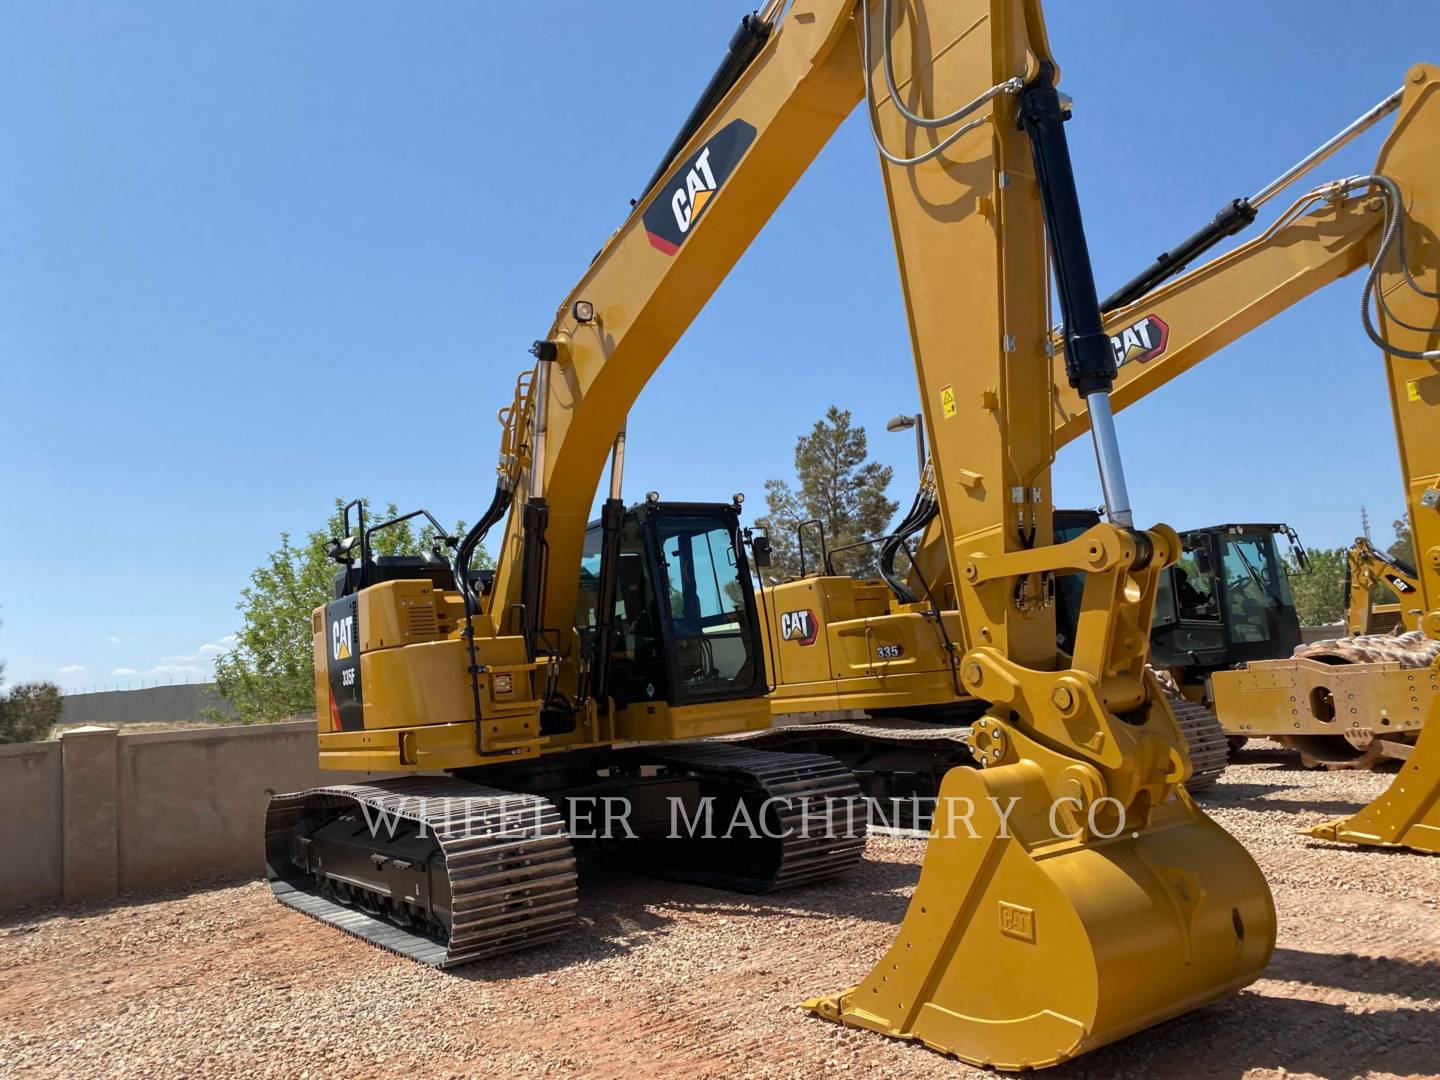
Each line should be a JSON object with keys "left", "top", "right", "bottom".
{"left": 1305, "top": 693, "right": 1440, "bottom": 852}
{"left": 1215, "top": 630, "right": 1440, "bottom": 768}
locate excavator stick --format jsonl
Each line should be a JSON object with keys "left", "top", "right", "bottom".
{"left": 806, "top": 754, "right": 1275, "bottom": 1069}
{"left": 1303, "top": 695, "right": 1440, "bottom": 853}
{"left": 803, "top": 0, "right": 1276, "bottom": 1064}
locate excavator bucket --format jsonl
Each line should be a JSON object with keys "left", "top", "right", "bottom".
{"left": 805, "top": 757, "right": 1275, "bottom": 1070}
{"left": 1303, "top": 696, "right": 1440, "bottom": 853}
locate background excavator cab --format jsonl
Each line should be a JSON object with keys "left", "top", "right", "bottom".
{"left": 578, "top": 501, "right": 766, "bottom": 710}
{"left": 1055, "top": 511, "right": 1303, "bottom": 677}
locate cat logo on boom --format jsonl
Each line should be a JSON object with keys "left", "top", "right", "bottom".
{"left": 643, "top": 120, "right": 757, "bottom": 255}
{"left": 780, "top": 609, "right": 819, "bottom": 646}
{"left": 1109, "top": 314, "right": 1170, "bottom": 367}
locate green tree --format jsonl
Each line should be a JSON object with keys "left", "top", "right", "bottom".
{"left": 1388, "top": 513, "right": 1415, "bottom": 567}
{"left": 1285, "top": 546, "right": 1346, "bottom": 628}
{"left": 213, "top": 499, "right": 488, "bottom": 725}
{"left": 0, "top": 626, "right": 64, "bottom": 743}
{"left": 1369, "top": 513, "right": 1415, "bottom": 607}
{"left": 755, "top": 406, "right": 898, "bottom": 580}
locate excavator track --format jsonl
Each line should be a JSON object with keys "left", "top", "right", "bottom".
{"left": 1167, "top": 695, "right": 1229, "bottom": 792}
{"left": 715, "top": 705, "right": 1224, "bottom": 815}
{"left": 636, "top": 742, "right": 868, "bottom": 891}
{"left": 265, "top": 776, "right": 577, "bottom": 968}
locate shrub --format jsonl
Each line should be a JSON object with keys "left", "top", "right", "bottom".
{"left": 0, "top": 681, "right": 63, "bottom": 744}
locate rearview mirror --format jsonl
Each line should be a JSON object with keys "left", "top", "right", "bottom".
{"left": 1192, "top": 546, "right": 1213, "bottom": 577}
{"left": 750, "top": 534, "right": 773, "bottom": 569}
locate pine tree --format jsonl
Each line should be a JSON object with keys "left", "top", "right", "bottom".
{"left": 755, "top": 407, "right": 898, "bottom": 580}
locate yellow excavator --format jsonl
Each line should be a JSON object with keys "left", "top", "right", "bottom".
{"left": 269, "top": 0, "right": 1281, "bottom": 1068}
{"left": 745, "top": 50, "right": 1440, "bottom": 799}
{"left": 1344, "top": 534, "right": 1422, "bottom": 636}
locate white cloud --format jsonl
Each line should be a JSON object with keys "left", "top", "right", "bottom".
{"left": 147, "top": 664, "right": 207, "bottom": 678}
{"left": 113, "top": 662, "right": 210, "bottom": 680}
{"left": 161, "top": 636, "right": 236, "bottom": 664}
{"left": 57, "top": 664, "right": 86, "bottom": 674}
{"left": 108, "top": 634, "right": 232, "bottom": 684}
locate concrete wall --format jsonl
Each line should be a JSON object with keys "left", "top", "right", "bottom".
{"left": 0, "top": 721, "right": 384, "bottom": 914}
{"left": 116, "top": 722, "right": 357, "bottom": 891}
{"left": 60, "top": 683, "right": 238, "bottom": 727}
{"left": 0, "top": 741, "right": 63, "bottom": 911}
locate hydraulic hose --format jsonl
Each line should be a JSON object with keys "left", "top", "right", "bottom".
{"left": 879, "top": 480, "right": 937, "bottom": 604}
{"left": 858, "top": 0, "right": 1020, "bottom": 168}
{"left": 455, "top": 477, "right": 513, "bottom": 746}
{"left": 455, "top": 478, "right": 512, "bottom": 612}
{"left": 1350, "top": 174, "right": 1440, "bottom": 360}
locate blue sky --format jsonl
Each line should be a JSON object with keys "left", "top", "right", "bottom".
{"left": 3, "top": 1, "right": 1437, "bottom": 691}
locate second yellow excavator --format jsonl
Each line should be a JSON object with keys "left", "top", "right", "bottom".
{"left": 1344, "top": 534, "right": 1423, "bottom": 636}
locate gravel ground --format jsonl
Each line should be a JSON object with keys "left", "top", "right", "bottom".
{"left": 2, "top": 741, "right": 1438, "bottom": 1080}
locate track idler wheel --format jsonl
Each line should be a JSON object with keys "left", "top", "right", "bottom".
{"left": 804, "top": 758, "right": 1276, "bottom": 1070}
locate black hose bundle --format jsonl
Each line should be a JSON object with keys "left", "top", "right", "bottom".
{"left": 879, "top": 479, "right": 938, "bottom": 605}
{"left": 455, "top": 477, "right": 513, "bottom": 745}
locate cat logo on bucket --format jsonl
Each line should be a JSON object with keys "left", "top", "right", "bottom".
{"left": 780, "top": 609, "right": 819, "bottom": 646}
{"left": 1109, "top": 314, "right": 1169, "bottom": 367}
{"left": 643, "top": 120, "right": 757, "bottom": 255}
{"left": 999, "top": 901, "right": 1036, "bottom": 943}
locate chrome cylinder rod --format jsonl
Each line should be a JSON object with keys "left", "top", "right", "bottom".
{"left": 1086, "top": 391, "right": 1134, "bottom": 530}
{"left": 608, "top": 426, "right": 627, "bottom": 501}
{"left": 529, "top": 357, "right": 552, "bottom": 500}
{"left": 1250, "top": 87, "right": 1403, "bottom": 210}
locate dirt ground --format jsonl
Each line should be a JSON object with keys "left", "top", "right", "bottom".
{"left": 2, "top": 741, "right": 1438, "bottom": 1080}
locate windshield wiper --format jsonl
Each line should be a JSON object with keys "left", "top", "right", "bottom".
{"left": 1232, "top": 542, "right": 1282, "bottom": 609}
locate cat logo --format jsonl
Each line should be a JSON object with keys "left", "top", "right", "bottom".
{"left": 1387, "top": 575, "right": 1418, "bottom": 594}
{"left": 643, "top": 119, "right": 757, "bottom": 255}
{"left": 331, "top": 614, "right": 354, "bottom": 662}
{"left": 780, "top": 608, "right": 818, "bottom": 647}
{"left": 1109, "top": 314, "right": 1170, "bottom": 367}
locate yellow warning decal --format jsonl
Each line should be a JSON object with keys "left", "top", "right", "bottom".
{"left": 940, "top": 385, "right": 957, "bottom": 418}
{"left": 1408, "top": 380, "right": 1421, "bottom": 402}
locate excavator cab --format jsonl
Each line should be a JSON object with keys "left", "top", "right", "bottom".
{"left": 1156, "top": 524, "right": 1304, "bottom": 669}
{"left": 577, "top": 500, "right": 766, "bottom": 710}
{"left": 1055, "top": 511, "right": 1302, "bottom": 676}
